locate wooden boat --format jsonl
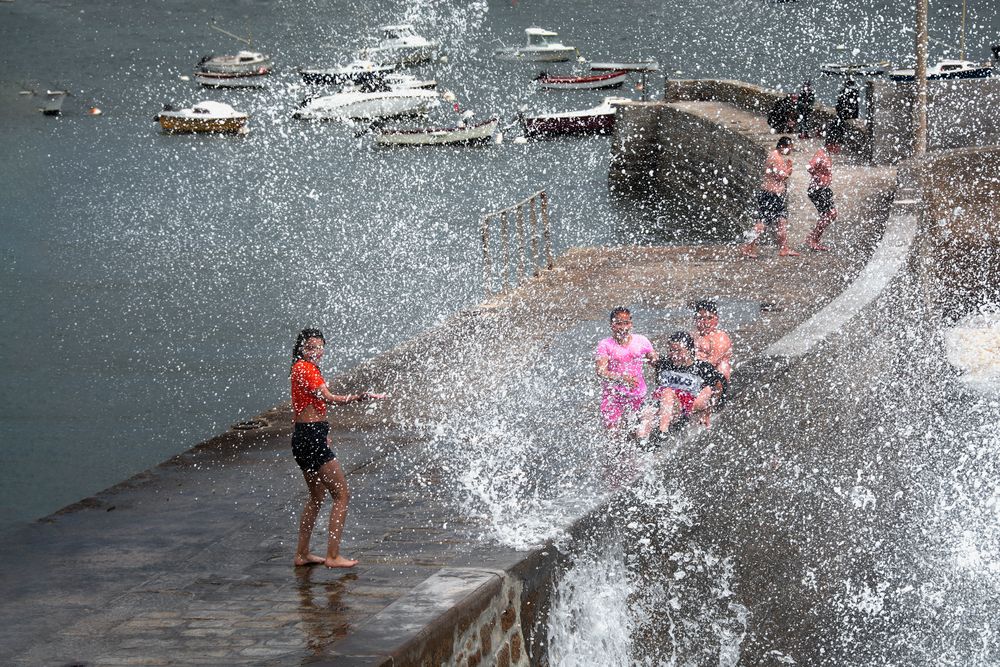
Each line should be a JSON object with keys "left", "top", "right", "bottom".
{"left": 536, "top": 69, "right": 628, "bottom": 90}
{"left": 197, "top": 50, "right": 271, "bottom": 74}
{"left": 375, "top": 116, "right": 498, "bottom": 146}
{"left": 293, "top": 88, "right": 440, "bottom": 121}
{"left": 888, "top": 59, "right": 992, "bottom": 82}
{"left": 819, "top": 62, "right": 888, "bottom": 77}
{"left": 520, "top": 97, "right": 627, "bottom": 137}
{"left": 495, "top": 28, "right": 576, "bottom": 62}
{"left": 359, "top": 24, "right": 438, "bottom": 67}
{"left": 155, "top": 101, "right": 248, "bottom": 134}
{"left": 193, "top": 68, "right": 269, "bottom": 88}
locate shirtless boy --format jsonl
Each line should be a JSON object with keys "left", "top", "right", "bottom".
{"left": 741, "top": 136, "right": 800, "bottom": 258}
{"left": 595, "top": 307, "right": 657, "bottom": 436}
{"left": 804, "top": 135, "right": 840, "bottom": 252}
{"left": 692, "top": 300, "right": 732, "bottom": 381}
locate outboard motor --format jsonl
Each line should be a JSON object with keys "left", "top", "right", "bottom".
{"left": 992, "top": 44, "right": 1000, "bottom": 64}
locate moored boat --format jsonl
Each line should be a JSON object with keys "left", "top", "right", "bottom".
{"left": 293, "top": 88, "right": 440, "bottom": 121}
{"left": 819, "top": 62, "right": 888, "bottom": 77}
{"left": 520, "top": 96, "right": 627, "bottom": 136}
{"left": 197, "top": 50, "right": 271, "bottom": 74}
{"left": 495, "top": 28, "right": 577, "bottom": 62}
{"left": 155, "top": 100, "right": 248, "bottom": 134}
{"left": 359, "top": 24, "right": 438, "bottom": 67}
{"left": 299, "top": 59, "right": 396, "bottom": 86}
{"left": 193, "top": 68, "right": 269, "bottom": 88}
{"left": 888, "top": 59, "right": 992, "bottom": 82}
{"left": 375, "top": 116, "right": 499, "bottom": 146}
{"left": 536, "top": 69, "right": 628, "bottom": 90}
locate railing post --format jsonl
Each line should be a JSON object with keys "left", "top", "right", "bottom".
{"left": 500, "top": 211, "right": 510, "bottom": 292}
{"left": 481, "top": 215, "right": 492, "bottom": 298}
{"left": 516, "top": 206, "right": 526, "bottom": 283}
{"left": 529, "top": 196, "right": 540, "bottom": 277}
{"left": 540, "top": 190, "right": 553, "bottom": 270}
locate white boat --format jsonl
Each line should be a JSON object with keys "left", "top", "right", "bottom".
{"left": 41, "top": 90, "right": 69, "bottom": 115}
{"left": 197, "top": 50, "right": 271, "bottom": 74}
{"left": 155, "top": 100, "right": 248, "bottom": 134}
{"left": 293, "top": 88, "right": 440, "bottom": 121}
{"left": 888, "top": 59, "right": 992, "bottom": 82}
{"left": 375, "top": 116, "right": 499, "bottom": 146}
{"left": 495, "top": 28, "right": 577, "bottom": 62}
{"left": 359, "top": 24, "right": 438, "bottom": 67}
{"left": 194, "top": 69, "right": 269, "bottom": 88}
{"left": 299, "top": 59, "right": 396, "bottom": 86}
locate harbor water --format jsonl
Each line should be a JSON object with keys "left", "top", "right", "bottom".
{"left": 3, "top": 2, "right": 1000, "bottom": 662}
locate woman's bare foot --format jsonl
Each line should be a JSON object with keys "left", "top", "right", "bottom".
{"left": 778, "top": 247, "right": 800, "bottom": 257}
{"left": 294, "top": 553, "right": 326, "bottom": 566}
{"left": 324, "top": 555, "right": 359, "bottom": 568}
{"left": 739, "top": 245, "right": 758, "bottom": 258}
{"left": 806, "top": 242, "right": 830, "bottom": 252}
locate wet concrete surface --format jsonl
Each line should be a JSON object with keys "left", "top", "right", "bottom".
{"left": 0, "top": 103, "right": 897, "bottom": 664}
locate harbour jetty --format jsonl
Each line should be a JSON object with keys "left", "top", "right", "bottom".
{"left": 3, "top": 79, "right": 995, "bottom": 665}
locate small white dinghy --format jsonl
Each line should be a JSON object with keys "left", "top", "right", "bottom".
{"left": 155, "top": 100, "right": 248, "bottom": 134}
{"left": 495, "top": 28, "right": 577, "bottom": 62}
{"left": 375, "top": 116, "right": 499, "bottom": 146}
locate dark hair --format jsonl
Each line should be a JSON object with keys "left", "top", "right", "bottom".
{"left": 291, "top": 328, "right": 325, "bottom": 373}
{"left": 693, "top": 299, "right": 718, "bottom": 315}
{"left": 777, "top": 136, "right": 794, "bottom": 150}
{"left": 609, "top": 306, "right": 631, "bottom": 323}
{"left": 668, "top": 331, "right": 695, "bottom": 354}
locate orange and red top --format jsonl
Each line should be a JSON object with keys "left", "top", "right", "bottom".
{"left": 290, "top": 359, "right": 327, "bottom": 416}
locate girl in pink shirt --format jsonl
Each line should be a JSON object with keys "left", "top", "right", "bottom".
{"left": 595, "top": 307, "right": 657, "bottom": 432}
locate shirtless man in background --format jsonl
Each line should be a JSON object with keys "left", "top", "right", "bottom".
{"left": 741, "top": 136, "right": 799, "bottom": 258}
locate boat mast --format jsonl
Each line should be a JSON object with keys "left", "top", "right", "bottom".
{"left": 209, "top": 23, "right": 252, "bottom": 47}
{"left": 914, "top": 0, "right": 929, "bottom": 155}
{"left": 960, "top": 0, "right": 967, "bottom": 60}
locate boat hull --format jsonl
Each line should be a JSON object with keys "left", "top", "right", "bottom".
{"left": 194, "top": 70, "right": 269, "bottom": 88}
{"left": 888, "top": 67, "right": 992, "bottom": 82}
{"left": 157, "top": 115, "right": 248, "bottom": 134}
{"left": 375, "top": 118, "right": 498, "bottom": 146}
{"left": 360, "top": 46, "right": 437, "bottom": 67}
{"left": 538, "top": 69, "right": 628, "bottom": 90}
{"left": 496, "top": 47, "right": 576, "bottom": 62}
{"left": 521, "top": 112, "right": 615, "bottom": 136}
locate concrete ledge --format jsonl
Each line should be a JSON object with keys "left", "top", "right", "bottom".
{"left": 764, "top": 207, "right": 917, "bottom": 360}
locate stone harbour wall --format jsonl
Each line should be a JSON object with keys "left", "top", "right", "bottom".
{"left": 869, "top": 78, "right": 1000, "bottom": 165}
{"left": 905, "top": 145, "right": 1000, "bottom": 315}
{"left": 610, "top": 100, "right": 767, "bottom": 236}
{"left": 449, "top": 575, "right": 529, "bottom": 667}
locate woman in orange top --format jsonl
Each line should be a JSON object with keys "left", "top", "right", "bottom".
{"left": 290, "top": 328, "right": 385, "bottom": 568}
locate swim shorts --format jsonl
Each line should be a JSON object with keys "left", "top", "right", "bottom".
{"left": 757, "top": 190, "right": 787, "bottom": 226}
{"left": 807, "top": 186, "right": 836, "bottom": 214}
{"left": 292, "top": 421, "right": 336, "bottom": 472}
{"left": 600, "top": 392, "right": 645, "bottom": 430}
{"left": 654, "top": 387, "right": 696, "bottom": 415}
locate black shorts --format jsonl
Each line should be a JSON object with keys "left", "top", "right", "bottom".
{"left": 807, "top": 186, "right": 836, "bottom": 214}
{"left": 757, "top": 190, "right": 787, "bottom": 226}
{"left": 292, "top": 422, "right": 336, "bottom": 472}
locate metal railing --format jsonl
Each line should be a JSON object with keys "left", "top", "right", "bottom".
{"left": 480, "top": 190, "right": 554, "bottom": 297}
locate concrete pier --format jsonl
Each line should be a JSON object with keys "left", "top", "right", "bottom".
{"left": 2, "top": 96, "right": 900, "bottom": 665}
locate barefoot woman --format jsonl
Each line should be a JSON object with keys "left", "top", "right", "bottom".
{"left": 290, "top": 328, "right": 384, "bottom": 568}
